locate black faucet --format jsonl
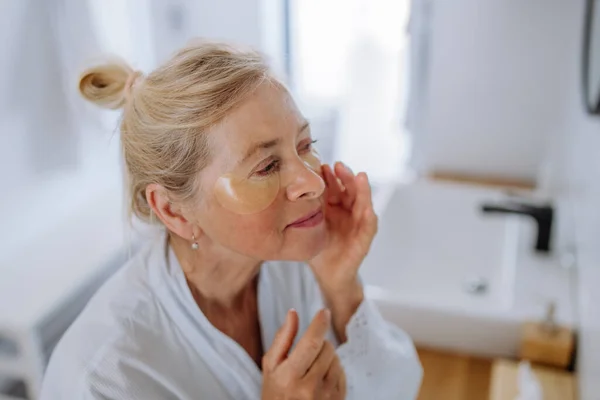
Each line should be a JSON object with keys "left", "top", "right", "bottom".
{"left": 480, "top": 201, "right": 554, "bottom": 253}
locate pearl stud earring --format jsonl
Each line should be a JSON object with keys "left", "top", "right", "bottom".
{"left": 191, "top": 234, "right": 199, "bottom": 250}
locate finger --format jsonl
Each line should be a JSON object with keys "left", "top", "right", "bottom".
{"left": 334, "top": 162, "right": 357, "bottom": 210}
{"left": 323, "top": 164, "right": 344, "bottom": 195}
{"left": 322, "top": 164, "right": 343, "bottom": 205}
{"left": 304, "top": 341, "right": 336, "bottom": 383}
{"left": 327, "top": 163, "right": 347, "bottom": 192}
{"left": 338, "top": 365, "right": 347, "bottom": 398}
{"left": 263, "top": 309, "right": 299, "bottom": 372}
{"left": 286, "top": 308, "right": 331, "bottom": 377}
{"left": 356, "top": 184, "right": 378, "bottom": 250}
{"left": 352, "top": 172, "right": 374, "bottom": 222}
{"left": 359, "top": 206, "right": 379, "bottom": 248}
{"left": 323, "top": 355, "right": 344, "bottom": 391}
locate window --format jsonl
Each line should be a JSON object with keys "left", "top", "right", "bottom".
{"left": 287, "top": 0, "right": 412, "bottom": 184}
{"left": 0, "top": 0, "right": 155, "bottom": 256}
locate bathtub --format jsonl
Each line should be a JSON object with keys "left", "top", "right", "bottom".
{"left": 365, "top": 180, "right": 576, "bottom": 358}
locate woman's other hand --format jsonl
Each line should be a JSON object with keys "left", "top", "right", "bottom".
{"left": 309, "top": 162, "right": 377, "bottom": 341}
{"left": 262, "top": 309, "right": 346, "bottom": 400}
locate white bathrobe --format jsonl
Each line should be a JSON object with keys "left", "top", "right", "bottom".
{"left": 41, "top": 232, "right": 422, "bottom": 399}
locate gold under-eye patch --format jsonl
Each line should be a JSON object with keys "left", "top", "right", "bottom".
{"left": 300, "top": 148, "right": 322, "bottom": 174}
{"left": 213, "top": 172, "right": 280, "bottom": 215}
{"left": 214, "top": 147, "right": 323, "bottom": 215}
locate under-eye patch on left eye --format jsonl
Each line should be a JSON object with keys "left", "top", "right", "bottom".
{"left": 213, "top": 172, "right": 280, "bottom": 215}
{"left": 214, "top": 146, "right": 323, "bottom": 215}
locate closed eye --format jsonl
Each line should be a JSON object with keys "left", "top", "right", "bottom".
{"left": 255, "top": 159, "right": 281, "bottom": 177}
{"left": 299, "top": 139, "right": 318, "bottom": 153}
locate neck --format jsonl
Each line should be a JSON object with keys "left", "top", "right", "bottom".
{"left": 169, "top": 233, "right": 262, "bottom": 309}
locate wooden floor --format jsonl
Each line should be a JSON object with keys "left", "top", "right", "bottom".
{"left": 416, "top": 348, "right": 493, "bottom": 400}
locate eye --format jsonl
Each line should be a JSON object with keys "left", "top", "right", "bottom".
{"left": 300, "top": 139, "right": 318, "bottom": 153}
{"left": 255, "top": 160, "right": 280, "bottom": 177}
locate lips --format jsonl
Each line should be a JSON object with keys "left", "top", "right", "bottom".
{"left": 287, "top": 208, "right": 324, "bottom": 228}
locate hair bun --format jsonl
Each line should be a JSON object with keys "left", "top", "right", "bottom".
{"left": 78, "top": 59, "right": 139, "bottom": 110}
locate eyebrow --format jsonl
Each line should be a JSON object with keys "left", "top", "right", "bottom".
{"left": 241, "top": 121, "right": 310, "bottom": 163}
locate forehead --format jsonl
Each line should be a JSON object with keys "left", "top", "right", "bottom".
{"left": 210, "top": 83, "right": 304, "bottom": 158}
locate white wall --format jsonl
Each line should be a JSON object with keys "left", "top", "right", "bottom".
{"left": 0, "top": 1, "right": 77, "bottom": 190}
{"left": 149, "top": 0, "right": 285, "bottom": 75}
{"left": 411, "top": 0, "right": 574, "bottom": 181}
{"left": 411, "top": 1, "right": 600, "bottom": 397}
{"left": 552, "top": 8, "right": 600, "bottom": 395}
{"left": 510, "top": 2, "right": 599, "bottom": 398}
{"left": 567, "top": 112, "right": 600, "bottom": 400}
{"left": 555, "top": 64, "right": 600, "bottom": 400}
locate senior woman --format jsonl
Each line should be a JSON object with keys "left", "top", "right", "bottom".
{"left": 40, "top": 41, "right": 422, "bottom": 399}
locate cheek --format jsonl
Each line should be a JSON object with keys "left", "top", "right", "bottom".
{"left": 198, "top": 190, "right": 288, "bottom": 256}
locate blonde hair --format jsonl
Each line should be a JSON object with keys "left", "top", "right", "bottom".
{"left": 79, "top": 41, "right": 273, "bottom": 222}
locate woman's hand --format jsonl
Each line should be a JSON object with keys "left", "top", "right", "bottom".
{"left": 309, "top": 162, "right": 378, "bottom": 341}
{"left": 262, "top": 309, "right": 346, "bottom": 400}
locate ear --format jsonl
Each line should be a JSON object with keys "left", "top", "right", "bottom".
{"left": 146, "top": 183, "right": 198, "bottom": 241}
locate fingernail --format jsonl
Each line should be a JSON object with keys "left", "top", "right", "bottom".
{"left": 323, "top": 308, "right": 331, "bottom": 323}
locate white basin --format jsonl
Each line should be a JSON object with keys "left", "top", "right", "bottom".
{"left": 365, "top": 180, "right": 576, "bottom": 358}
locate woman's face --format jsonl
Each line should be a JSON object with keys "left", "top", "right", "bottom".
{"left": 191, "top": 82, "right": 327, "bottom": 261}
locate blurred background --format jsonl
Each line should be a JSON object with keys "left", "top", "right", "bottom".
{"left": 0, "top": 0, "right": 599, "bottom": 399}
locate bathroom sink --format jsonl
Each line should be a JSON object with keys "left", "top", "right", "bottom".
{"left": 364, "top": 180, "right": 576, "bottom": 358}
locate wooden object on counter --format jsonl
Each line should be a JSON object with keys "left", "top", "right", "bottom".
{"left": 489, "top": 359, "right": 576, "bottom": 400}
{"left": 519, "top": 321, "right": 575, "bottom": 369}
{"left": 416, "top": 347, "right": 492, "bottom": 400}
{"left": 428, "top": 171, "right": 536, "bottom": 190}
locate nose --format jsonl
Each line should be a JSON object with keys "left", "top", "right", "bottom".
{"left": 286, "top": 160, "right": 325, "bottom": 202}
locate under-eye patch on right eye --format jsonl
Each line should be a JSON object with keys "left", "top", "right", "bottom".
{"left": 300, "top": 148, "right": 322, "bottom": 175}
{"left": 213, "top": 172, "right": 280, "bottom": 215}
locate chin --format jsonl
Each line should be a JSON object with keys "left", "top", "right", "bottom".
{"left": 283, "top": 225, "right": 327, "bottom": 261}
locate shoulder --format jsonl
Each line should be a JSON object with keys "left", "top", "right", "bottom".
{"left": 41, "top": 240, "right": 172, "bottom": 397}
{"left": 42, "top": 325, "right": 191, "bottom": 399}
